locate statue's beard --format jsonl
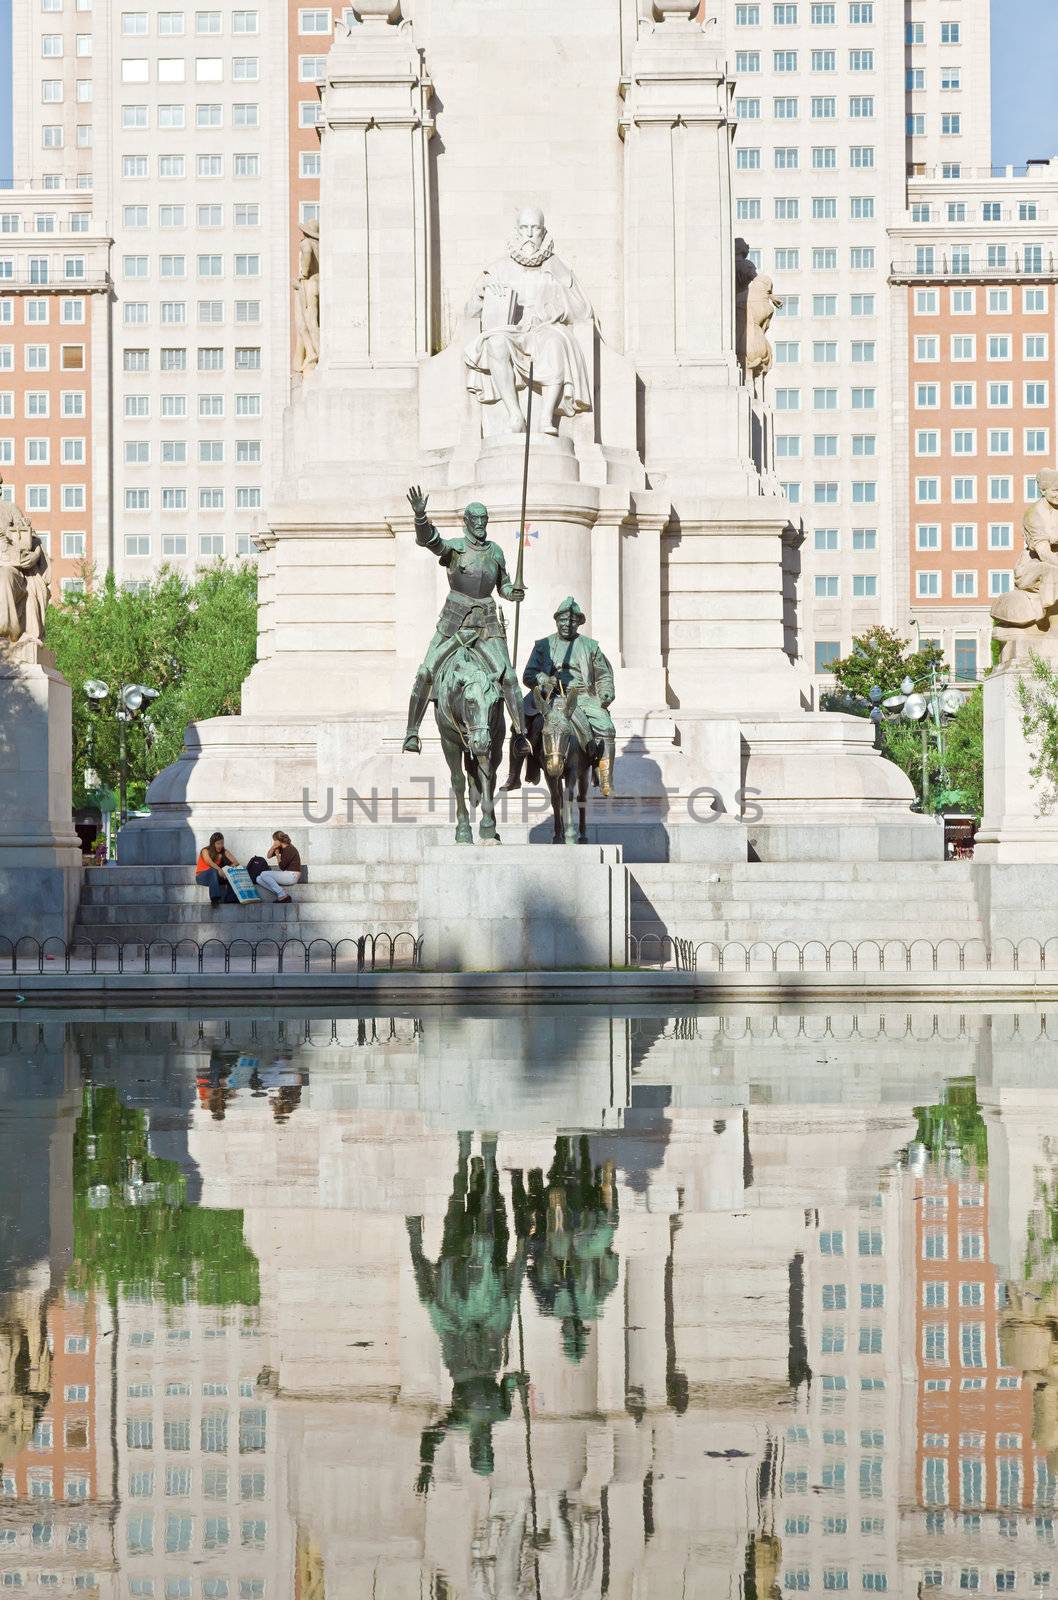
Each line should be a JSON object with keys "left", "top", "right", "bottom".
{"left": 508, "top": 232, "right": 555, "bottom": 269}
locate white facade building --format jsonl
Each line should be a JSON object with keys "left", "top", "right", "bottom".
{"left": 717, "top": 0, "right": 991, "bottom": 679}
{"left": 11, "top": 0, "right": 291, "bottom": 584}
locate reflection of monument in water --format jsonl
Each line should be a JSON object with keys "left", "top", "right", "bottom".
{"left": 12, "top": 1009, "right": 1058, "bottom": 1596}
{"left": 161, "top": 1008, "right": 937, "bottom": 1599}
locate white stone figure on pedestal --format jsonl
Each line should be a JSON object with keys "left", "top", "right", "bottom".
{"left": 977, "top": 470, "right": 1058, "bottom": 863}
{"left": 991, "top": 469, "right": 1058, "bottom": 661}
{"left": 464, "top": 207, "right": 593, "bottom": 435}
{"left": 0, "top": 483, "right": 50, "bottom": 646}
{"left": 734, "top": 239, "right": 781, "bottom": 400}
{"left": 0, "top": 480, "right": 80, "bottom": 940}
{"left": 292, "top": 220, "right": 321, "bottom": 378}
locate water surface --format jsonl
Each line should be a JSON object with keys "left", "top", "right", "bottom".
{"left": 1, "top": 1005, "right": 1057, "bottom": 1597}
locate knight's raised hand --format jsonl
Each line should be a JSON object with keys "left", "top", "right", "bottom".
{"left": 406, "top": 485, "right": 429, "bottom": 520}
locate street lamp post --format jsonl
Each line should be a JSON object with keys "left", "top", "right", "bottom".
{"left": 82, "top": 680, "right": 160, "bottom": 838}
{"left": 869, "top": 672, "right": 965, "bottom": 812}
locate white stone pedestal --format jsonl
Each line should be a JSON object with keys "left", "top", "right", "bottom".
{"left": 418, "top": 844, "right": 628, "bottom": 971}
{"left": 0, "top": 643, "right": 82, "bottom": 942}
{"left": 976, "top": 662, "right": 1058, "bottom": 863}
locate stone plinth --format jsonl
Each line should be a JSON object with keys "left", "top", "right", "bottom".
{"left": 976, "top": 662, "right": 1058, "bottom": 863}
{"left": 418, "top": 844, "right": 628, "bottom": 970}
{"left": 0, "top": 644, "right": 81, "bottom": 942}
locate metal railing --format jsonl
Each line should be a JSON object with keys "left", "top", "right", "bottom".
{"left": 890, "top": 254, "right": 1056, "bottom": 281}
{"left": 908, "top": 164, "right": 1057, "bottom": 183}
{"left": 0, "top": 933, "right": 423, "bottom": 976}
{"left": 628, "top": 934, "right": 1058, "bottom": 975}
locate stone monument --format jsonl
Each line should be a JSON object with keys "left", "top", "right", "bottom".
{"left": 121, "top": 0, "right": 932, "bottom": 872}
{"left": 0, "top": 486, "right": 81, "bottom": 940}
{"left": 977, "top": 470, "right": 1058, "bottom": 863}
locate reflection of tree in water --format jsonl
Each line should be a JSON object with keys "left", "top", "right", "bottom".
{"left": 512, "top": 1136, "right": 619, "bottom": 1364}
{"left": 70, "top": 1082, "right": 260, "bottom": 1307}
{"left": 407, "top": 1133, "right": 528, "bottom": 1490}
{"left": 912, "top": 1076, "right": 988, "bottom": 1170}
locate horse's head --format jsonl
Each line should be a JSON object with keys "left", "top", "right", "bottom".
{"left": 541, "top": 692, "right": 575, "bottom": 778}
{"left": 460, "top": 673, "right": 495, "bottom": 760}
{"left": 443, "top": 645, "right": 497, "bottom": 762}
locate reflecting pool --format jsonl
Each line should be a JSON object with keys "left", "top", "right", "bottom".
{"left": 2, "top": 1005, "right": 1058, "bottom": 1597}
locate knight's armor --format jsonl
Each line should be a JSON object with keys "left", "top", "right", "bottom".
{"left": 403, "top": 505, "right": 529, "bottom": 753}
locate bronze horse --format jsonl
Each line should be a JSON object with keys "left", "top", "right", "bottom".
{"left": 535, "top": 682, "right": 597, "bottom": 845}
{"left": 434, "top": 639, "right": 506, "bottom": 844}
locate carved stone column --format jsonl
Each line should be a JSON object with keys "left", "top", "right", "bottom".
{"left": 320, "top": 7, "right": 434, "bottom": 372}
{"left": 620, "top": 11, "right": 760, "bottom": 498}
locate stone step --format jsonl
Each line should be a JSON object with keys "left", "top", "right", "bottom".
{"left": 86, "top": 864, "right": 417, "bottom": 888}
{"left": 631, "top": 896, "right": 984, "bottom": 923}
{"left": 727, "top": 862, "right": 971, "bottom": 883}
{"left": 631, "top": 923, "right": 989, "bottom": 947}
{"left": 67, "top": 924, "right": 418, "bottom": 950}
{"left": 80, "top": 881, "right": 417, "bottom": 906}
{"left": 75, "top": 902, "right": 419, "bottom": 928}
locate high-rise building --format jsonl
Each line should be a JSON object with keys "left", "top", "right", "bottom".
{"left": 889, "top": 159, "right": 1058, "bottom": 682}
{"left": 717, "top": 0, "right": 992, "bottom": 683}
{"left": 0, "top": 191, "right": 111, "bottom": 597}
{"left": 10, "top": 0, "right": 296, "bottom": 586}
{"left": 9, "top": 0, "right": 1008, "bottom": 652}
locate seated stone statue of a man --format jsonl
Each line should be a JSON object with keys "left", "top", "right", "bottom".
{"left": 0, "top": 482, "right": 50, "bottom": 645}
{"left": 402, "top": 485, "right": 532, "bottom": 755}
{"left": 504, "top": 596, "right": 616, "bottom": 796}
{"left": 992, "top": 468, "right": 1058, "bottom": 659}
{"left": 464, "top": 206, "right": 593, "bottom": 436}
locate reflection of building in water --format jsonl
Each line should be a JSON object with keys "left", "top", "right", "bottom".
{"left": 169, "top": 1011, "right": 938, "bottom": 1598}
{"left": 110, "top": 1294, "right": 291, "bottom": 1600}
{"left": 0, "top": 1022, "right": 114, "bottom": 1594}
{"left": 12, "top": 1009, "right": 1058, "bottom": 1596}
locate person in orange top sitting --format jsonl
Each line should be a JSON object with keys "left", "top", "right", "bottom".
{"left": 195, "top": 832, "right": 239, "bottom": 906}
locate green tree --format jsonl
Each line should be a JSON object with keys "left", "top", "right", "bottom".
{"left": 823, "top": 626, "right": 985, "bottom": 818}
{"left": 46, "top": 563, "right": 257, "bottom": 810}
{"left": 875, "top": 687, "right": 984, "bottom": 818}
{"left": 1016, "top": 650, "right": 1058, "bottom": 815}
{"left": 826, "top": 625, "right": 946, "bottom": 704}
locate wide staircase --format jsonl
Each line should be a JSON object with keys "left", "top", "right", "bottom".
{"left": 73, "top": 864, "right": 419, "bottom": 948}
{"left": 630, "top": 861, "right": 989, "bottom": 962}
{"left": 71, "top": 858, "right": 991, "bottom": 964}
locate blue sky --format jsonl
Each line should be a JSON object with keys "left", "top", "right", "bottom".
{"left": 0, "top": 0, "right": 1051, "bottom": 180}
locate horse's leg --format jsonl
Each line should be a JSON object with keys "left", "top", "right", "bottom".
{"left": 440, "top": 721, "right": 472, "bottom": 843}
{"left": 562, "top": 762, "right": 578, "bottom": 846}
{"left": 477, "top": 716, "right": 503, "bottom": 844}
{"left": 547, "top": 773, "right": 564, "bottom": 843}
{"left": 577, "top": 753, "right": 590, "bottom": 843}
